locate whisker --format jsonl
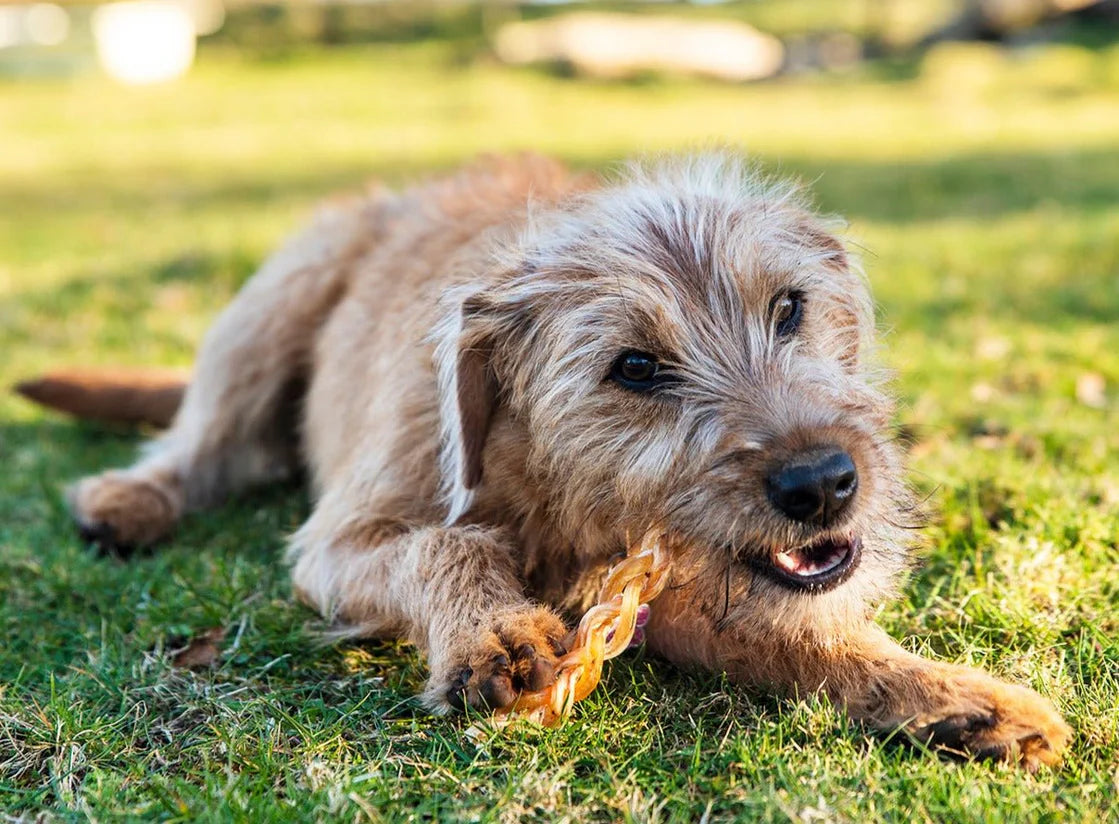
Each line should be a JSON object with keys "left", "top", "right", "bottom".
{"left": 714, "top": 561, "right": 734, "bottom": 634}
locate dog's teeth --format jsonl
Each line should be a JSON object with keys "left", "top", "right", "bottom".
{"left": 774, "top": 551, "right": 800, "bottom": 573}
{"left": 761, "top": 539, "right": 859, "bottom": 588}
{"left": 822, "top": 547, "right": 849, "bottom": 573}
{"left": 774, "top": 543, "right": 849, "bottom": 577}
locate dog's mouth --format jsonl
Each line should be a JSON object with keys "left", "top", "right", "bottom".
{"left": 748, "top": 535, "right": 862, "bottom": 593}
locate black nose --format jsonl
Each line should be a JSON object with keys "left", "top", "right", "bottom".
{"left": 766, "top": 447, "right": 858, "bottom": 526}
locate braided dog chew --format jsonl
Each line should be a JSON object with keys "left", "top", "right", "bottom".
{"left": 487, "top": 528, "right": 673, "bottom": 729}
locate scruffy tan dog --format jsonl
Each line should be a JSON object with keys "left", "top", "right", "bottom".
{"left": 34, "top": 152, "right": 1069, "bottom": 769}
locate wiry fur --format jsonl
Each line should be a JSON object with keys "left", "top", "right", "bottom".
{"left": 58, "top": 151, "right": 1069, "bottom": 769}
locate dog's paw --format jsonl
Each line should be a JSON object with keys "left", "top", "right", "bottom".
{"left": 427, "top": 606, "right": 569, "bottom": 712}
{"left": 910, "top": 678, "right": 1071, "bottom": 771}
{"left": 67, "top": 471, "right": 181, "bottom": 555}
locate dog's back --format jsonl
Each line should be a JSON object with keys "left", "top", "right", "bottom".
{"left": 303, "top": 154, "right": 586, "bottom": 502}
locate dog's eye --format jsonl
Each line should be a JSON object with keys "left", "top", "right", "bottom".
{"left": 772, "top": 291, "right": 805, "bottom": 338}
{"left": 609, "top": 351, "right": 663, "bottom": 392}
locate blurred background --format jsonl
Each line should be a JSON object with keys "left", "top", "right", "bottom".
{"left": 4, "top": 0, "right": 1118, "bottom": 446}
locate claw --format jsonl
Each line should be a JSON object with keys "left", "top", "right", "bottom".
{"left": 77, "top": 521, "right": 135, "bottom": 558}
{"left": 480, "top": 672, "right": 517, "bottom": 709}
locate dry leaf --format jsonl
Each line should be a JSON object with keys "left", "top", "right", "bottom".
{"left": 170, "top": 627, "right": 226, "bottom": 669}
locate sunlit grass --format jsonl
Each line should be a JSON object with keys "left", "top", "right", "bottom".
{"left": 1, "top": 41, "right": 1117, "bottom": 820}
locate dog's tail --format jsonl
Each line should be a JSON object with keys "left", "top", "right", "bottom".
{"left": 14, "top": 367, "right": 188, "bottom": 428}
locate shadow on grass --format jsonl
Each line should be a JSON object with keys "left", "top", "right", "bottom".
{"left": 4, "top": 143, "right": 1119, "bottom": 228}
{"left": 0, "top": 415, "right": 310, "bottom": 553}
{"left": 3, "top": 143, "right": 1118, "bottom": 351}
{"left": 783, "top": 147, "right": 1119, "bottom": 223}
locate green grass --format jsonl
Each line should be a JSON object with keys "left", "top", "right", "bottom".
{"left": 2, "top": 43, "right": 1118, "bottom": 821}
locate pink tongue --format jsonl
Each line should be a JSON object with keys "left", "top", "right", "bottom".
{"left": 605, "top": 603, "right": 651, "bottom": 649}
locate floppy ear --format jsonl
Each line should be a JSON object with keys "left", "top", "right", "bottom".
{"left": 433, "top": 287, "right": 507, "bottom": 525}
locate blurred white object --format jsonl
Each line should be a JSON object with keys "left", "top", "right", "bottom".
{"left": 495, "top": 12, "right": 785, "bottom": 81}
{"left": 27, "top": 3, "right": 69, "bottom": 46}
{"left": 0, "top": 3, "right": 70, "bottom": 49}
{"left": 92, "top": 0, "right": 196, "bottom": 85}
{"left": 183, "top": 0, "right": 224, "bottom": 37}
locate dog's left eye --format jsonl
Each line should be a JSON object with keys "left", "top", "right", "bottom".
{"left": 772, "top": 291, "right": 805, "bottom": 338}
{"left": 609, "top": 351, "right": 666, "bottom": 393}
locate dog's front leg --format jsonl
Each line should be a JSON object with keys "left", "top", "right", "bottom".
{"left": 289, "top": 517, "right": 568, "bottom": 712}
{"left": 646, "top": 576, "right": 1071, "bottom": 770}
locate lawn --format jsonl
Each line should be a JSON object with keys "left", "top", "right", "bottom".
{"left": 1, "top": 40, "right": 1118, "bottom": 822}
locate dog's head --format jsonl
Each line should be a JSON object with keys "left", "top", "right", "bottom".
{"left": 436, "top": 152, "right": 912, "bottom": 624}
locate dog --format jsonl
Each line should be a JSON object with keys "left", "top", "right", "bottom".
{"left": 21, "top": 151, "right": 1070, "bottom": 769}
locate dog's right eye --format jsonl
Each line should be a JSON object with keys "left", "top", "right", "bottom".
{"left": 771, "top": 290, "right": 805, "bottom": 339}
{"left": 609, "top": 351, "right": 663, "bottom": 392}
